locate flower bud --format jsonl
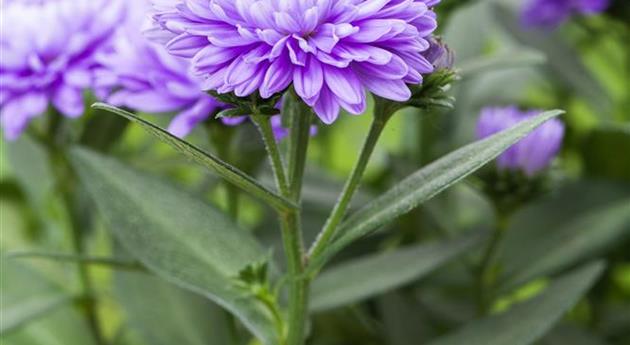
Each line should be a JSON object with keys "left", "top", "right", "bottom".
{"left": 476, "top": 106, "right": 565, "bottom": 176}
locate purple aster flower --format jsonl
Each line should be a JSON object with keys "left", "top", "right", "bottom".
{"left": 95, "top": 3, "right": 224, "bottom": 138}
{"left": 521, "top": 0, "right": 609, "bottom": 28}
{"left": 476, "top": 106, "right": 565, "bottom": 176}
{"left": 97, "top": 1, "right": 296, "bottom": 139}
{"left": 0, "top": 0, "right": 127, "bottom": 140}
{"left": 149, "top": 0, "right": 441, "bottom": 125}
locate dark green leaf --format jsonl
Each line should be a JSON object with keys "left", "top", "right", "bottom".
{"left": 542, "top": 324, "right": 609, "bottom": 345}
{"left": 427, "top": 262, "right": 605, "bottom": 345}
{"left": 309, "top": 110, "right": 564, "bottom": 270}
{"left": 500, "top": 198, "right": 630, "bottom": 292}
{"left": 5, "top": 251, "right": 142, "bottom": 271}
{"left": 379, "top": 292, "right": 431, "bottom": 345}
{"left": 91, "top": 103, "right": 297, "bottom": 213}
{"left": 310, "top": 233, "right": 482, "bottom": 312}
{"left": 114, "top": 271, "right": 232, "bottom": 345}
{"left": 1, "top": 294, "right": 73, "bottom": 335}
{"left": 71, "top": 147, "right": 280, "bottom": 345}
{"left": 0, "top": 261, "right": 96, "bottom": 344}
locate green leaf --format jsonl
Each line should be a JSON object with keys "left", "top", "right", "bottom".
{"left": 309, "top": 110, "right": 564, "bottom": 270}
{"left": 500, "top": 198, "right": 630, "bottom": 292}
{"left": 1, "top": 294, "right": 73, "bottom": 335}
{"left": 5, "top": 251, "right": 142, "bottom": 271}
{"left": 310, "top": 233, "right": 482, "bottom": 312}
{"left": 91, "top": 103, "right": 297, "bottom": 213}
{"left": 70, "top": 147, "right": 280, "bottom": 345}
{"left": 426, "top": 262, "right": 605, "bottom": 345}
{"left": 114, "top": 270, "right": 232, "bottom": 345}
{"left": 0, "top": 261, "right": 96, "bottom": 345}
{"left": 542, "top": 324, "right": 609, "bottom": 345}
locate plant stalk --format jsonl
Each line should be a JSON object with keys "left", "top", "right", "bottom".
{"left": 308, "top": 104, "right": 391, "bottom": 263}
{"left": 284, "top": 96, "right": 312, "bottom": 345}
{"left": 476, "top": 211, "right": 510, "bottom": 315}
{"left": 258, "top": 91, "right": 311, "bottom": 345}
{"left": 44, "top": 113, "right": 105, "bottom": 345}
{"left": 251, "top": 115, "right": 288, "bottom": 195}
{"left": 67, "top": 193, "right": 105, "bottom": 345}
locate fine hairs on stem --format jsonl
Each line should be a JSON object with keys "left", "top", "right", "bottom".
{"left": 254, "top": 94, "right": 395, "bottom": 344}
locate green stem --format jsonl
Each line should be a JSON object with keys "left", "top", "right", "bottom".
{"left": 252, "top": 111, "right": 309, "bottom": 342}
{"left": 286, "top": 100, "right": 311, "bottom": 201}
{"left": 67, "top": 195, "right": 105, "bottom": 345}
{"left": 250, "top": 115, "right": 289, "bottom": 195}
{"left": 44, "top": 112, "right": 105, "bottom": 345}
{"left": 273, "top": 91, "right": 311, "bottom": 345}
{"left": 280, "top": 212, "right": 309, "bottom": 345}
{"left": 476, "top": 212, "right": 510, "bottom": 315}
{"left": 308, "top": 116, "right": 388, "bottom": 261}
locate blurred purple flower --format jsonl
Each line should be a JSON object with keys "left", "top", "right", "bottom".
{"left": 521, "top": 0, "right": 609, "bottom": 28}
{"left": 0, "top": 0, "right": 127, "bottom": 140}
{"left": 476, "top": 106, "right": 565, "bottom": 176}
{"left": 149, "top": 0, "right": 441, "bottom": 125}
{"left": 95, "top": 2, "right": 224, "bottom": 138}
{"left": 97, "top": 1, "right": 295, "bottom": 139}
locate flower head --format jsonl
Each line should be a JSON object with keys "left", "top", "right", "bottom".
{"left": 0, "top": 0, "right": 127, "bottom": 140}
{"left": 476, "top": 106, "right": 565, "bottom": 176}
{"left": 150, "top": 0, "right": 441, "bottom": 124}
{"left": 521, "top": 0, "right": 609, "bottom": 28}
{"left": 95, "top": 1, "right": 224, "bottom": 138}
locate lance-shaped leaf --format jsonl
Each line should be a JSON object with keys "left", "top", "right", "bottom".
{"left": 500, "top": 198, "right": 630, "bottom": 292}
{"left": 71, "top": 148, "right": 280, "bottom": 345}
{"left": 309, "top": 110, "right": 564, "bottom": 270}
{"left": 310, "top": 233, "right": 482, "bottom": 312}
{"left": 5, "top": 251, "right": 142, "bottom": 271}
{"left": 1, "top": 294, "right": 73, "bottom": 335}
{"left": 0, "top": 261, "right": 95, "bottom": 344}
{"left": 114, "top": 271, "right": 232, "bottom": 345}
{"left": 91, "top": 103, "right": 297, "bottom": 213}
{"left": 426, "top": 262, "right": 604, "bottom": 345}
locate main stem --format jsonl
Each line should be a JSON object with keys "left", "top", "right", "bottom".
{"left": 66, "top": 192, "right": 105, "bottom": 345}
{"left": 254, "top": 92, "right": 311, "bottom": 345}
{"left": 45, "top": 113, "right": 104, "bottom": 345}
{"left": 308, "top": 110, "right": 390, "bottom": 262}
{"left": 251, "top": 115, "right": 288, "bottom": 195}
{"left": 284, "top": 100, "right": 311, "bottom": 345}
{"left": 476, "top": 211, "right": 510, "bottom": 315}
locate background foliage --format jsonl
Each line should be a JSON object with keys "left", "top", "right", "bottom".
{"left": 1, "top": 0, "right": 629, "bottom": 344}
